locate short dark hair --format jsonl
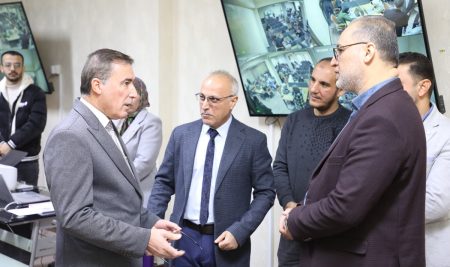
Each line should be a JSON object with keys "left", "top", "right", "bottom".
{"left": 1, "top": 50, "right": 24, "bottom": 64}
{"left": 80, "top": 48, "right": 134, "bottom": 95}
{"left": 312, "top": 57, "right": 333, "bottom": 75}
{"left": 317, "top": 57, "right": 332, "bottom": 65}
{"left": 399, "top": 52, "right": 435, "bottom": 97}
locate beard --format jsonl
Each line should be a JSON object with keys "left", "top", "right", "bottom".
{"left": 336, "top": 69, "right": 362, "bottom": 94}
{"left": 5, "top": 72, "right": 22, "bottom": 83}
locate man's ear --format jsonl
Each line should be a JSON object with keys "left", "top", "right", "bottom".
{"left": 417, "top": 79, "right": 432, "bottom": 98}
{"left": 91, "top": 78, "right": 102, "bottom": 95}
{"left": 337, "top": 88, "right": 345, "bottom": 97}
{"left": 363, "top": 43, "right": 376, "bottom": 64}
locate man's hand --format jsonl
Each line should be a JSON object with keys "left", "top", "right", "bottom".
{"left": 284, "top": 201, "right": 298, "bottom": 210}
{"left": 153, "top": 219, "right": 182, "bottom": 233}
{"left": 279, "top": 207, "right": 294, "bottom": 240}
{"left": 214, "top": 231, "right": 238, "bottom": 250}
{"left": 146, "top": 227, "right": 185, "bottom": 259}
{"left": 0, "top": 142, "right": 11, "bottom": 156}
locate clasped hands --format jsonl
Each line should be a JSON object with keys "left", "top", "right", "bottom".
{"left": 279, "top": 201, "right": 295, "bottom": 240}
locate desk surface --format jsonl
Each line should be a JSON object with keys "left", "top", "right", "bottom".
{"left": 0, "top": 209, "right": 55, "bottom": 225}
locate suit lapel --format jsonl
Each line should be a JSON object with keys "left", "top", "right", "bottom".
{"left": 74, "top": 100, "right": 142, "bottom": 196}
{"left": 183, "top": 121, "right": 203, "bottom": 198}
{"left": 424, "top": 105, "right": 440, "bottom": 141}
{"left": 122, "top": 110, "right": 145, "bottom": 144}
{"left": 311, "top": 79, "right": 403, "bottom": 178}
{"left": 214, "top": 118, "right": 244, "bottom": 193}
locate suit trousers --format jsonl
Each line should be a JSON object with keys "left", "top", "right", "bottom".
{"left": 277, "top": 236, "right": 301, "bottom": 267}
{"left": 172, "top": 226, "right": 215, "bottom": 267}
{"left": 17, "top": 160, "right": 39, "bottom": 186}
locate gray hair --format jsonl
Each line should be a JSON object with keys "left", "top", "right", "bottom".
{"left": 80, "top": 48, "right": 134, "bottom": 95}
{"left": 208, "top": 70, "right": 239, "bottom": 95}
{"left": 351, "top": 16, "right": 398, "bottom": 67}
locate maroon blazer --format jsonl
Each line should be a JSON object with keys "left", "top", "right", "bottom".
{"left": 287, "top": 78, "right": 426, "bottom": 267}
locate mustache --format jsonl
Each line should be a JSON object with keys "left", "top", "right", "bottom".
{"left": 201, "top": 112, "right": 212, "bottom": 116}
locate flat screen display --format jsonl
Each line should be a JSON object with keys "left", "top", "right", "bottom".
{"left": 221, "top": 0, "right": 440, "bottom": 116}
{"left": 0, "top": 2, "right": 52, "bottom": 93}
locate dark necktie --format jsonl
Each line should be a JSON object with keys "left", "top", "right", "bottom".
{"left": 200, "top": 128, "right": 219, "bottom": 225}
{"left": 106, "top": 121, "right": 134, "bottom": 176}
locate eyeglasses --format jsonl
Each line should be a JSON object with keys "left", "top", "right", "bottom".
{"left": 195, "top": 93, "right": 234, "bottom": 104}
{"left": 180, "top": 230, "right": 203, "bottom": 251}
{"left": 2, "top": 63, "right": 22, "bottom": 69}
{"left": 162, "top": 230, "right": 203, "bottom": 264}
{"left": 333, "top": 42, "right": 368, "bottom": 60}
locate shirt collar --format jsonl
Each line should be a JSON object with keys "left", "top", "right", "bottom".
{"left": 80, "top": 97, "right": 110, "bottom": 128}
{"left": 352, "top": 77, "right": 397, "bottom": 112}
{"left": 201, "top": 115, "right": 233, "bottom": 137}
{"left": 422, "top": 102, "right": 434, "bottom": 122}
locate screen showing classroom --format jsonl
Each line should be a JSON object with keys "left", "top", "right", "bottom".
{"left": 221, "top": 0, "right": 434, "bottom": 116}
{"left": 0, "top": 2, "right": 51, "bottom": 93}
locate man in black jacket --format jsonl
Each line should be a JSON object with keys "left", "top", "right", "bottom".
{"left": 0, "top": 50, "right": 47, "bottom": 186}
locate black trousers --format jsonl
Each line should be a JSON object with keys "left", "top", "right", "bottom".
{"left": 17, "top": 160, "right": 39, "bottom": 186}
{"left": 277, "top": 236, "right": 301, "bottom": 267}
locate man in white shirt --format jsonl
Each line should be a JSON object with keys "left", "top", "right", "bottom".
{"left": 149, "top": 70, "right": 275, "bottom": 267}
{"left": 0, "top": 50, "right": 46, "bottom": 186}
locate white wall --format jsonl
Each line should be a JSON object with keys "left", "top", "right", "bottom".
{"left": 2, "top": 0, "right": 449, "bottom": 266}
{"left": 421, "top": 0, "right": 450, "bottom": 111}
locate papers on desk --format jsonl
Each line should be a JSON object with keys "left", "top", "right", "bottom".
{"left": 7, "top": 202, "right": 54, "bottom": 217}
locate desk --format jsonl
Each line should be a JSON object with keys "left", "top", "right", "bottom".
{"left": 0, "top": 208, "right": 56, "bottom": 267}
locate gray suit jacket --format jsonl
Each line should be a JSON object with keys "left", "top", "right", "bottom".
{"left": 44, "top": 99, "right": 159, "bottom": 267}
{"left": 149, "top": 117, "right": 275, "bottom": 267}
{"left": 424, "top": 103, "right": 450, "bottom": 266}
{"left": 121, "top": 110, "right": 162, "bottom": 205}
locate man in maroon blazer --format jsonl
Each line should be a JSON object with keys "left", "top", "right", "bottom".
{"left": 279, "top": 16, "right": 426, "bottom": 267}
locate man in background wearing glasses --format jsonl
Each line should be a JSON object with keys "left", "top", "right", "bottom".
{"left": 149, "top": 70, "right": 275, "bottom": 266}
{"left": 0, "top": 50, "right": 46, "bottom": 186}
{"left": 279, "top": 16, "right": 426, "bottom": 266}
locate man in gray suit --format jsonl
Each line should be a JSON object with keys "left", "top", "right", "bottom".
{"left": 398, "top": 52, "right": 450, "bottom": 267}
{"left": 44, "top": 49, "right": 184, "bottom": 267}
{"left": 149, "top": 70, "right": 275, "bottom": 266}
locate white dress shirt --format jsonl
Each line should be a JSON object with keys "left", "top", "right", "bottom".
{"left": 80, "top": 98, "right": 131, "bottom": 171}
{"left": 184, "top": 116, "right": 232, "bottom": 224}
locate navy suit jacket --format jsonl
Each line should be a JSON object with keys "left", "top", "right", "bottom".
{"left": 287, "top": 78, "right": 426, "bottom": 266}
{"left": 149, "top": 117, "right": 275, "bottom": 267}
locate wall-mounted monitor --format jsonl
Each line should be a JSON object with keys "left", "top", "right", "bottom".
{"left": 0, "top": 2, "right": 52, "bottom": 93}
{"left": 221, "top": 0, "right": 443, "bottom": 116}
